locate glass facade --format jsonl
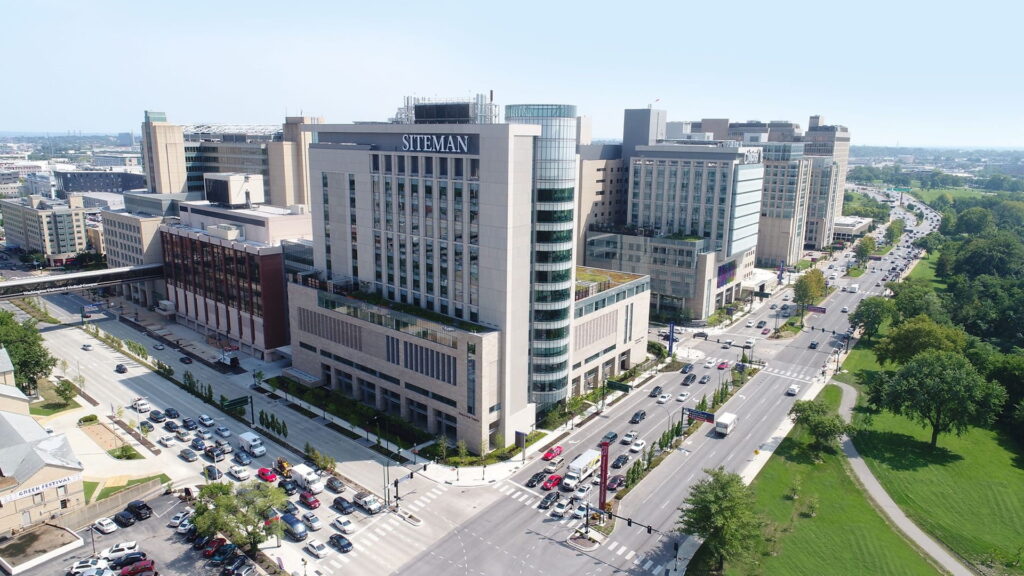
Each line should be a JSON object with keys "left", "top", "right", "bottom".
{"left": 507, "top": 104, "right": 578, "bottom": 406}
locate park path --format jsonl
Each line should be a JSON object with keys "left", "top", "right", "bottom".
{"left": 833, "top": 381, "right": 975, "bottom": 576}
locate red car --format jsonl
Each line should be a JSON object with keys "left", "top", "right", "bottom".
{"left": 202, "top": 537, "right": 227, "bottom": 557}
{"left": 120, "top": 560, "right": 157, "bottom": 576}
{"left": 761, "top": 328, "right": 771, "bottom": 335}
{"left": 717, "top": 361, "right": 730, "bottom": 370}
{"left": 257, "top": 468, "right": 277, "bottom": 482}
{"left": 541, "top": 446, "right": 563, "bottom": 461}
{"left": 541, "top": 474, "right": 562, "bottom": 490}
{"left": 299, "top": 491, "right": 321, "bottom": 509}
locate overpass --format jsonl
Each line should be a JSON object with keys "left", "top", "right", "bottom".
{"left": 0, "top": 264, "right": 164, "bottom": 301}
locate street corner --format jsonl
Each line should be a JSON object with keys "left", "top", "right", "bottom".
{"left": 565, "top": 529, "right": 602, "bottom": 552}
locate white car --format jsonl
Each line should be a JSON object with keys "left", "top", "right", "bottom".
{"left": 67, "top": 559, "right": 109, "bottom": 576}
{"left": 786, "top": 384, "right": 801, "bottom": 396}
{"left": 302, "top": 512, "right": 323, "bottom": 531}
{"left": 703, "top": 359, "right": 715, "bottom": 369}
{"left": 621, "top": 430, "right": 639, "bottom": 445}
{"left": 198, "top": 414, "right": 215, "bottom": 427}
{"left": 215, "top": 426, "right": 232, "bottom": 437}
{"left": 196, "top": 429, "right": 213, "bottom": 440}
{"left": 552, "top": 500, "right": 572, "bottom": 517}
{"left": 158, "top": 434, "right": 175, "bottom": 447}
{"left": 176, "top": 519, "right": 194, "bottom": 534}
{"left": 93, "top": 517, "right": 118, "bottom": 534}
{"left": 629, "top": 439, "right": 646, "bottom": 453}
{"left": 841, "top": 306, "right": 849, "bottom": 313}
{"left": 574, "top": 484, "right": 592, "bottom": 500}
{"left": 572, "top": 503, "right": 589, "bottom": 519}
{"left": 99, "top": 540, "right": 138, "bottom": 560}
{"left": 656, "top": 393, "right": 670, "bottom": 404}
{"left": 306, "top": 538, "right": 329, "bottom": 558}
{"left": 82, "top": 343, "right": 94, "bottom": 351}
{"left": 676, "top": 392, "right": 690, "bottom": 402}
{"left": 168, "top": 507, "right": 193, "bottom": 527}
{"left": 229, "top": 465, "right": 251, "bottom": 481}
{"left": 745, "top": 319, "right": 755, "bottom": 327}
{"left": 333, "top": 517, "right": 357, "bottom": 534}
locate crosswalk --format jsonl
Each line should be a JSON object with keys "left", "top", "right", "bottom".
{"left": 492, "top": 481, "right": 672, "bottom": 574}
{"left": 398, "top": 482, "right": 448, "bottom": 512}
{"left": 759, "top": 364, "right": 817, "bottom": 381}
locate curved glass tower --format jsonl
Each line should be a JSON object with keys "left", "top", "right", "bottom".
{"left": 506, "top": 104, "right": 578, "bottom": 406}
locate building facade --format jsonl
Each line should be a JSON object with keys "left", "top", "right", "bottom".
{"left": 802, "top": 116, "right": 850, "bottom": 248}
{"left": 141, "top": 111, "right": 188, "bottom": 195}
{"left": 0, "top": 195, "right": 98, "bottom": 266}
{"left": 102, "top": 208, "right": 170, "bottom": 306}
{"left": 54, "top": 170, "right": 145, "bottom": 196}
{"left": 754, "top": 143, "right": 811, "bottom": 267}
{"left": 160, "top": 195, "right": 312, "bottom": 359}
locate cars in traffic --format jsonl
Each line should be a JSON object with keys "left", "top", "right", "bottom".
{"left": 542, "top": 445, "right": 564, "bottom": 460}
{"left": 541, "top": 474, "right": 562, "bottom": 490}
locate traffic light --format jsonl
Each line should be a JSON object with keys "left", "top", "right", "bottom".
{"left": 394, "top": 479, "right": 399, "bottom": 488}
{"left": 627, "top": 518, "right": 632, "bottom": 527}
{"left": 408, "top": 472, "right": 414, "bottom": 480}
{"left": 647, "top": 526, "right": 652, "bottom": 534}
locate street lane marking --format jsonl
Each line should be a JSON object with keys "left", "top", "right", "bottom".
{"left": 608, "top": 540, "right": 618, "bottom": 551}
{"left": 616, "top": 546, "right": 626, "bottom": 556}
{"left": 652, "top": 564, "right": 664, "bottom": 575}
{"left": 625, "top": 550, "right": 636, "bottom": 560}
{"left": 365, "top": 532, "right": 380, "bottom": 542}
{"left": 643, "top": 560, "right": 654, "bottom": 570}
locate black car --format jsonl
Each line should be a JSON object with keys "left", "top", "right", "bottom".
{"left": 694, "top": 332, "right": 709, "bottom": 339}
{"left": 193, "top": 534, "right": 213, "bottom": 550}
{"left": 756, "top": 320, "right": 767, "bottom": 329}
{"left": 601, "top": 431, "right": 618, "bottom": 444}
{"left": 164, "top": 407, "right": 180, "bottom": 419}
{"left": 683, "top": 374, "right": 697, "bottom": 386}
{"left": 113, "top": 510, "right": 136, "bottom": 527}
{"left": 110, "top": 552, "right": 148, "bottom": 569}
{"left": 233, "top": 451, "right": 253, "bottom": 466}
{"left": 126, "top": 499, "right": 152, "bottom": 520}
{"left": 539, "top": 492, "right": 559, "bottom": 509}
{"left": 148, "top": 410, "right": 166, "bottom": 423}
{"left": 326, "top": 477, "right": 346, "bottom": 493}
{"left": 333, "top": 496, "right": 356, "bottom": 514}
{"left": 204, "top": 465, "right": 223, "bottom": 480}
{"left": 329, "top": 534, "right": 353, "bottom": 553}
{"left": 180, "top": 356, "right": 194, "bottom": 364}
{"left": 629, "top": 410, "right": 646, "bottom": 424}
{"left": 526, "top": 472, "right": 546, "bottom": 488}
{"left": 179, "top": 448, "right": 198, "bottom": 462}
{"left": 648, "top": 386, "right": 663, "bottom": 398}
{"left": 607, "top": 475, "right": 626, "bottom": 491}
{"left": 611, "top": 454, "right": 630, "bottom": 469}
{"left": 809, "top": 341, "right": 819, "bottom": 349}
{"left": 139, "top": 421, "right": 154, "bottom": 433}
{"left": 182, "top": 417, "right": 198, "bottom": 431}
{"left": 278, "top": 478, "right": 298, "bottom": 495}
{"left": 115, "top": 363, "right": 128, "bottom": 374}
{"left": 184, "top": 524, "right": 199, "bottom": 541}
{"left": 163, "top": 420, "right": 180, "bottom": 432}
{"left": 681, "top": 363, "right": 694, "bottom": 374}
{"left": 221, "top": 555, "right": 249, "bottom": 576}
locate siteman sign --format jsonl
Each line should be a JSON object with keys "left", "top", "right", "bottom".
{"left": 401, "top": 134, "right": 471, "bottom": 154}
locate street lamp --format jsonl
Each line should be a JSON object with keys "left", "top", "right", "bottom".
{"left": 301, "top": 558, "right": 307, "bottom": 576}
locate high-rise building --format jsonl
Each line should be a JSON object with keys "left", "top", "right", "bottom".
{"left": 286, "top": 98, "right": 649, "bottom": 452}
{"left": 140, "top": 111, "right": 321, "bottom": 207}
{"left": 802, "top": 116, "right": 850, "bottom": 249}
{"left": 753, "top": 142, "right": 811, "bottom": 267}
{"left": 0, "top": 195, "right": 99, "bottom": 266}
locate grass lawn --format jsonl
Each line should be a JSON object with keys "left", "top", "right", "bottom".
{"left": 83, "top": 481, "right": 98, "bottom": 504}
{"left": 29, "top": 379, "right": 81, "bottom": 416}
{"left": 691, "top": 385, "right": 940, "bottom": 575}
{"left": 905, "top": 253, "right": 945, "bottom": 292}
{"left": 107, "top": 445, "right": 144, "bottom": 460}
{"left": 795, "top": 259, "right": 813, "bottom": 271}
{"left": 846, "top": 266, "right": 866, "bottom": 278}
{"left": 911, "top": 187, "right": 987, "bottom": 204}
{"left": 852, "top": 401, "right": 1024, "bottom": 574}
{"left": 95, "top": 473, "right": 171, "bottom": 501}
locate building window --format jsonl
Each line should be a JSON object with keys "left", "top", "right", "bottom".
{"left": 32, "top": 493, "right": 44, "bottom": 505}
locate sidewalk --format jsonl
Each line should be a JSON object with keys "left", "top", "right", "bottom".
{"left": 834, "top": 381, "right": 974, "bottom": 576}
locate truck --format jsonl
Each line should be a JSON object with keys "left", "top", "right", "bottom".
{"left": 274, "top": 457, "right": 292, "bottom": 478}
{"left": 560, "top": 449, "right": 601, "bottom": 491}
{"left": 848, "top": 284, "right": 860, "bottom": 293}
{"left": 353, "top": 491, "right": 384, "bottom": 515}
{"left": 131, "top": 397, "right": 151, "bottom": 413}
{"left": 290, "top": 463, "right": 325, "bottom": 494}
{"left": 715, "top": 412, "right": 738, "bottom": 436}
{"left": 238, "top": 432, "right": 267, "bottom": 457}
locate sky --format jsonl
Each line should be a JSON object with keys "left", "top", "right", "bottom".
{"left": 2, "top": 0, "right": 1022, "bottom": 148}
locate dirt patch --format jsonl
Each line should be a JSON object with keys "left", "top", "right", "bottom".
{"left": 80, "top": 422, "right": 122, "bottom": 451}
{"left": 0, "top": 523, "right": 79, "bottom": 565}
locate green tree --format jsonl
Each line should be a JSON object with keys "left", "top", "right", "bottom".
{"left": 854, "top": 235, "right": 876, "bottom": 264}
{"left": 252, "top": 369, "right": 265, "bottom": 390}
{"left": 435, "top": 434, "right": 448, "bottom": 462}
{"left": 789, "top": 400, "right": 851, "bottom": 452}
{"left": 192, "top": 481, "right": 286, "bottom": 551}
{"left": 889, "top": 278, "right": 948, "bottom": 324}
{"left": 866, "top": 351, "right": 1007, "bottom": 447}
{"left": 677, "top": 467, "right": 761, "bottom": 570}
{"left": 793, "top": 269, "right": 826, "bottom": 323}
{"left": 873, "top": 315, "right": 966, "bottom": 366}
{"left": 54, "top": 379, "right": 76, "bottom": 406}
{"left": 456, "top": 440, "right": 469, "bottom": 460}
{"left": 849, "top": 296, "right": 892, "bottom": 341}
{"left": 0, "top": 310, "right": 57, "bottom": 393}
{"left": 884, "top": 219, "right": 905, "bottom": 245}
{"left": 955, "top": 206, "right": 995, "bottom": 235}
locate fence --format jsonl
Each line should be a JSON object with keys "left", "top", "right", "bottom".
{"left": 55, "top": 478, "right": 165, "bottom": 532}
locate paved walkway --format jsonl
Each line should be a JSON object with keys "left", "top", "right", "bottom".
{"left": 834, "top": 381, "right": 974, "bottom": 576}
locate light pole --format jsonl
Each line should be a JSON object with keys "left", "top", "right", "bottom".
{"left": 301, "top": 558, "right": 307, "bottom": 576}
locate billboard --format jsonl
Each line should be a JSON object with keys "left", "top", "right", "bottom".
{"left": 717, "top": 260, "right": 737, "bottom": 288}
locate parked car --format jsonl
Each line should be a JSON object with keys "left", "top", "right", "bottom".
{"left": 147, "top": 410, "right": 166, "bottom": 423}
{"left": 179, "top": 448, "right": 198, "bottom": 462}
{"left": 164, "top": 407, "right": 180, "bottom": 419}
{"left": 202, "top": 537, "right": 227, "bottom": 558}
{"left": 325, "top": 476, "right": 346, "bottom": 493}
{"left": 299, "top": 492, "right": 321, "bottom": 509}
{"left": 67, "top": 559, "right": 109, "bottom": 576}
{"left": 302, "top": 512, "right": 323, "bottom": 531}
{"left": 229, "top": 465, "right": 251, "bottom": 481}
{"left": 162, "top": 420, "right": 179, "bottom": 432}
{"left": 279, "top": 478, "right": 298, "bottom": 495}
{"left": 210, "top": 543, "right": 237, "bottom": 565}
{"left": 168, "top": 508, "right": 192, "bottom": 527}
{"left": 192, "top": 534, "right": 214, "bottom": 550}
{"left": 175, "top": 519, "right": 193, "bottom": 534}
{"left": 190, "top": 438, "right": 206, "bottom": 451}
{"left": 119, "top": 559, "right": 156, "bottom": 575}
{"left": 109, "top": 552, "right": 148, "bottom": 569}
{"left": 112, "top": 511, "right": 136, "bottom": 527}
{"left": 204, "top": 465, "right": 223, "bottom": 480}
{"left": 100, "top": 541, "right": 139, "bottom": 561}
{"left": 93, "top": 517, "right": 118, "bottom": 534}
{"left": 182, "top": 417, "right": 198, "bottom": 430}
{"left": 138, "top": 421, "right": 153, "bottom": 434}
{"left": 126, "top": 501, "right": 152, "bottom": 520}
{"left": 233, "top": 451, "right": 253, "bottom": 466}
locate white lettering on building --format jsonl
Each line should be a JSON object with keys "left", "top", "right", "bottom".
{"left": 401, "top": 134, "right": 470, "bottom": 154}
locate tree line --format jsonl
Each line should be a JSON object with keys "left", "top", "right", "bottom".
{"left": 849, "top": 165, "right": 1024, "bottom": 193}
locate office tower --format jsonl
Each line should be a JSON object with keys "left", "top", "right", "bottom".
{"left": 0, "top": 195, "right": 98, "bottom": 266}
{"left": 754, "top": 142, "right": 811, "bottom": 267}
{"left": 141, "top": 111, "right": 188, "bottom": 195}
{"left": 802, "top": 116, "right": 850, "bottom": 249}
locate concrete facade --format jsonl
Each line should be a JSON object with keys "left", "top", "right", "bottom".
{"left": 141, "top": 111, "right": 188, "bottom": 195}
{"left": 832, "top": 215, "right": 873, "bottom": 243}
{"left": 101, "top": 208, "right": 169, "bottom": 306}
{"left": 754, "top": 143, "right": 812, "bottom": 267}
{"left": 0, "top": 195, "right": 99, "bottom": 266}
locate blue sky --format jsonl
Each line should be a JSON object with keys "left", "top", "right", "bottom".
{"left": 2, "top": 0, "right": 1021, "bottom": 148}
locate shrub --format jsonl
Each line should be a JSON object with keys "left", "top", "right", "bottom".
{"left": 78, "top": 414, "right": 99, "bottom": 425}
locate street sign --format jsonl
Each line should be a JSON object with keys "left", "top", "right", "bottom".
{"left": 221, "top": 396, "right": 248, "bottom": 410}
{"left": 807, "top": 306, "right": 827, "bottom": 314}
{"left": 752, "top": 291, "right": 771, "bottom": 299}
{"left": 607, "top": 380, "right": 631, "bottom": 393}
{"left": 687, "top": 408, "right": 714, "bottom": 423}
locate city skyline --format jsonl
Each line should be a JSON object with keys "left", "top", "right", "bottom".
{"left": 1, "top": 0, "right": 1020, "bottom": 148}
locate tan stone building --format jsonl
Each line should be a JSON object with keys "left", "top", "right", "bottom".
{"left": 0, "top": 195, "right": 99, "bottom": 266}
